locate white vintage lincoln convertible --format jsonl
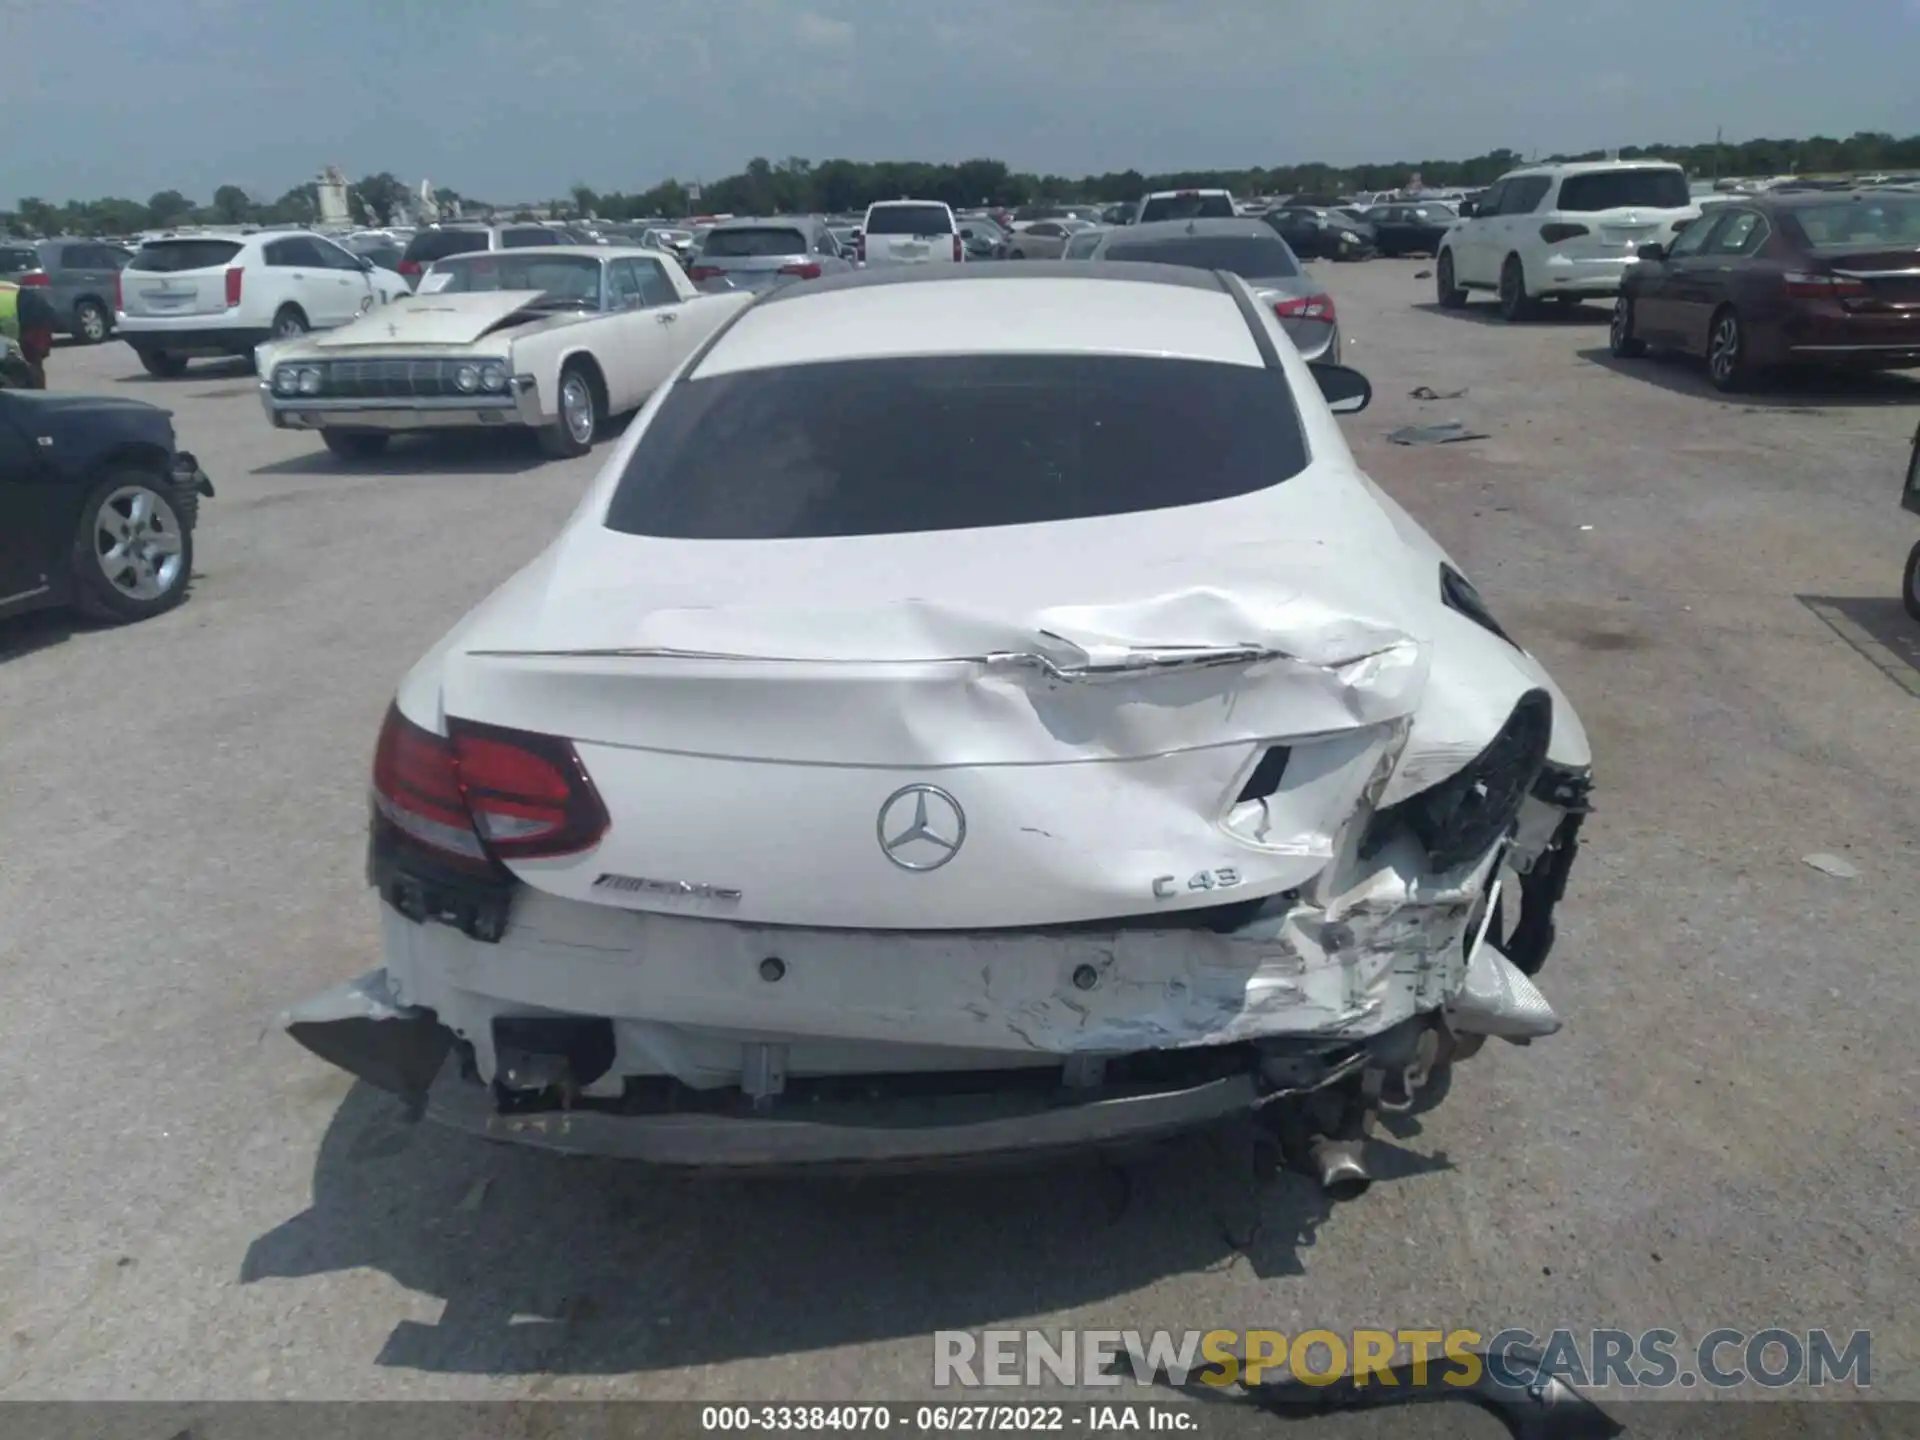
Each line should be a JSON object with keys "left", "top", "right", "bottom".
{"left": 255, "top": 246, "right": 753, "bottom": 462}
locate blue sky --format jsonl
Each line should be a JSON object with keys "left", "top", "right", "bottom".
{"left": 2, "top": 0, "right": 1916, "bottom": 203}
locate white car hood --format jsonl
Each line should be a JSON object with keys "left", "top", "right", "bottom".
{"left": 311, "top": 291, "right": 549, "bottom": 349}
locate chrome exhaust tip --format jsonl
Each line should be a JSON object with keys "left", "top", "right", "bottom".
{"left": 1308, "top": 1135, "right": 1372, "bottom": 1200}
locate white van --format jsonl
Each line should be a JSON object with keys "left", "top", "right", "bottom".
{"left": 1434, "top": 161, "right": 1699, "bottom": 320}
{"left": 858, "top": 201, "right": 963, "bottom": 267}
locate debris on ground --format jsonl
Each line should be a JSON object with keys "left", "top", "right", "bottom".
{"left": 1387, "top": 420, "right": 1489, "bottom": 446}
{"left": 455, "top": 1177, "right": 492, "bottom": 1212}
{"left": 1802, "top": 853, "right": 1860, "bottom": 880}
{"left": 1410, "top": 385, "right": 1469, "bottom": 401}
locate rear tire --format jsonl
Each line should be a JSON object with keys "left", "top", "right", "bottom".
{"left": 1609, "top": 296, "right": 1647, "bottom": 358}
{"left": 1497, "top": 255, "right": 1535, "bottom": 321}
{"left": 70, "top": 468, "right": 195, "bottom": 624}
{"left": 138, "top": 349, "right": 188, "bottom": 378}
{"left": 1705, "top": 306, "right": 1752, "bottom": 392}
{"left": 1435, "top": 251, "right": 1467, "bottom": 308}
{"left": 271, "top": 305, "right": 309, "bottom": 340}
{"left": 73, "top": 299, "right": 111, "bottom": 344}
{"left": 538, "top": 362, "right": 601, "bottom": 459}
{"left": 1903, "top": 540, "right": 1920, "bottom": 623}
{"left": 322, "top": 430, "right": 391, "bottom": 462}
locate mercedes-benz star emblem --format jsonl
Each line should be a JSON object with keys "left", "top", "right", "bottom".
{"left": 876, "top": 784, "right": 967, "bottom": 872}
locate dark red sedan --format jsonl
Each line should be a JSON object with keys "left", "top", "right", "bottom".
{"left": 1609, "top": 190, "right": 1920, "bottom": 391}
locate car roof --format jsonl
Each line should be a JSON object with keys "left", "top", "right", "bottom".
{"left": 431, "top": 244, "right": 662, "bottom": 262}
{"left": 865, "top": 199, "right": 950, "bottom": 208}
{"left": 1144, "top": 188, "right": 1232, "bottom": 197}
{"left": 1501, "top": 160, "right": 1686, "bottom": 179}
{"left": 1104, "top": 218, "right": 1280, "bottom": 242}
{"left": 695, "top": 264, "right": 1265, "bottom": 379}
{"left": 1735, "top": 188, "right": 1920, "bottom": 212}
{"left": 707, "top": 216, "right": 818, "bottom": 230}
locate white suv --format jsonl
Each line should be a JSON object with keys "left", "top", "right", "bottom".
{"left": 116, "top": 232, "right": 410, "bottom": 377}
{"left": 1434, "top": 161, "right": 1699, "bottom": 321}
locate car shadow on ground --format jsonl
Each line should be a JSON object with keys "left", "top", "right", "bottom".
{"left": 240, "top": 1082, "right": 1453, "bottom": 1377}
{"left": 1799, "top": 594, "right": 1920, "bottom": 696}
{"left": 1581, "top": 349, "right": 1920, "bottom": 409}
{"left": 0, "top": 609, "right": 82, "bottom": 663}
{"left": 1409, "top": 300, "right": 1610, "bottom": 327}
{"left": 110, "top": 357, "right": 255, "bottom": 386}
{"left": 250, "top": 431, "right": 557, "bottom": 478}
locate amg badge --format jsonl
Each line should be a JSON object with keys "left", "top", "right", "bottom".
{"left": 593, "top": 873, "right": 742, "bottom": 903}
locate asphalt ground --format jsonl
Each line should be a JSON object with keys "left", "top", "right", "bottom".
{"left": 1, "top": 260, "right": 1915, "bottom": 1411}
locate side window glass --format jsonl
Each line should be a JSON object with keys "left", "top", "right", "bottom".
{"left": 1710, "top": 212, "right": 1766, "bottom": 256}
{"left": 1502, "top": 178, "right": 1549, "bottom": 215}
{"left": 635, "top": 260, "right": 680, "bottom": 308}
{"left": 1476, "top": 181, "right": 1508, "bottom": 216}
{"left": 609, "top": 259, "right": 644, "bottom": 308}
{"left": 1668, "top": 214, "right": 1724, "bottom": 259}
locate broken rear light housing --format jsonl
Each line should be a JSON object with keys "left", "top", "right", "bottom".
{"left": 1274, "top": 293, "right": 1337, "bottom": 324}
{"left": 371, "top": 703, "right": 610, "bottom": 873}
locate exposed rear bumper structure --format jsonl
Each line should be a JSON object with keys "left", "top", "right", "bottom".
{"left": 284, "top": 840, "right": 1572, "bottom": 1170}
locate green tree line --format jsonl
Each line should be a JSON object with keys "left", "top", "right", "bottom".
{"left": 8, "top": 133, "right": 1916, "bottom": 236}
{"left": 2, "top": 174, "right": 467, "bottom": 238}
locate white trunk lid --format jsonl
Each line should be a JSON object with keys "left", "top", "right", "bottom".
{"left": 436, "top": 485, "right": 1439, "bottom": 929}
{"left": 119, "top": 239, "right": 246, "bottom": 318}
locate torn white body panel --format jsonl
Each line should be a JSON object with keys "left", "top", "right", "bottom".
{"left": 378, "top": 838, "right": 1504, "bottom": 1093}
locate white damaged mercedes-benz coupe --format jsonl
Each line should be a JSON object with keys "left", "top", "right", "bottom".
{"left": 284, "top": 263, "right": 1593, "bottom": 1189}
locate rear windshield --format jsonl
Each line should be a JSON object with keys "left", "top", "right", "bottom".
{"left": 127, "top": 239, "right": 244, "bottom": 272}
{"left": 701, "top": 227, "right": 810, "bottom": 258}
{"left": 1139, "top": 193, "right": 1236, "bottom": 222}
{"left": 603, "top": 354, "right": 1307, "bottom": 540}
{"left": 350, "top": 243, "right": 403, "bottom": 270}
{"left": 1099, "top": 235, "right": 1299, "bottom": 278}
{"left": 1556, "top": 169, "right": 1690, "bottom": 212}
{"left": 403, "top": 230, "right": 490, "bottom": 264}
{"left": 865, "top": 204, "right": 954, "bottom": 236}
{"left": 1792, "top": 197, "right": 1920, "bottom": 249}
{"left": 501, "top": 228, "right": 565, "bottom": 248}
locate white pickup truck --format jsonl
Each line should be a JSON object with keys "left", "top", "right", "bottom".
{"left": 858, "top": 200, "right": 964, "bottom": 267}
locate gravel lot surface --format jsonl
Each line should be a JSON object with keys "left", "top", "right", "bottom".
{"left": 2, "top": 260, "right": 1915, "bottom": 1405}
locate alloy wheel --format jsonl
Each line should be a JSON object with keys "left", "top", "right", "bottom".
{"left": 1709, "top": 316, "right": 1740, "bottom": 385}
{"left": 95, "top": 485, "right": 184, "bottom": 601}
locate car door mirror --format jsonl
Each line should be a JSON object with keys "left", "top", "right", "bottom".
{"left": 1636, "top": 242, "right": 1667, "bottom": 262}
{"left": 1311, "top": 362, "right": 1372, "bottom": 415}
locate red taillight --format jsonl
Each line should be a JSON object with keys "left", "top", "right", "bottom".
{"left": 1274, "top": 292, "right": 1337, "bottom": 324}
{"left": 371, "top": 705, "right": 609, "bottom": 870}
{"left": 1540, "top": 222, "right": 1590, "bottom": 245}
{"left": 778, "top": 262, "right": 822, "bottom": 280}
{"left": 687, "top": 264, "right": 723, "bottom": 281}
{"left": 224, "top": 266, "right": 243, "bottom": 307}
{"left": 855, "top": 235, "right": 866, "bottom": 263}
{"left": 952, "top": 233, "right": 963, "bottom": 262}
{"left": 1784, "top": 270, "right": 1867, "bottom": 300}
{"left": 18, "top": 269, "right": 50, "bottom": 287}
{"left": 398, "top": 258, "right": 422, "bottom": 276}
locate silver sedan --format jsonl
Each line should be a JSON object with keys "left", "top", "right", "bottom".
{"left": 1090, "top": 218, "right": 1341, "bottom": 362}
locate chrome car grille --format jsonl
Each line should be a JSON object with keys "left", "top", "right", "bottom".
{"left": 320, "top": 358, "right": 476, "bottom": 399}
